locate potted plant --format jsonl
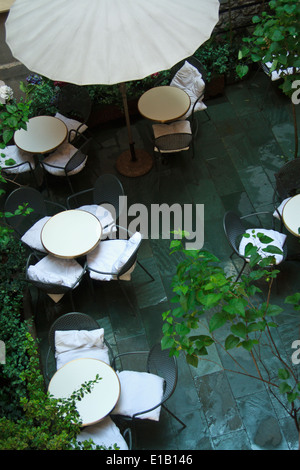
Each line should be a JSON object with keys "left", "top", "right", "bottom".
{"left": 0, "top": 84, "right": 31, "bottom": 148}
{"left": 236, "top": 0, "right": 300, "bottom": 159}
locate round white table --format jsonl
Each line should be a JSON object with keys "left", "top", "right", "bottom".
{"left": 138, "top": 86, "right": 190, "bottom": 123}
{"left": 48, "top": 358, "right": 120, "bottom": 426}
{"left": 14, "top": 115, "right": 67, "bottom": 154}
{"left": 41, "top": 209, "right": 102, "bottom": 258}
{"left": 282, "top": 194, "right": 300, "bottom": 237}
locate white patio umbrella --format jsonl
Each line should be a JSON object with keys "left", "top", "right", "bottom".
{"left": 5, "top": 0, "right": 219, "bottom": 176}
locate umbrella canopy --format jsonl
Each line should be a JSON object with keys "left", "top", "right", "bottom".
{"left": 6, "top": 0, "right": 219, "bottom": 86}
{"left": 5, "top": 0, "right": 219, "bottom": 176}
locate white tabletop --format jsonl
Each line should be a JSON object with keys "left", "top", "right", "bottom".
{"left": 14, "top": 115, "right": 67, "bottom": 154}
{"left": 48, "top": 358, "right": 120, "bottom": 426}
{"left": 41, "top": 209, "right": 102, "bottom": 258}
{"left": 138, "top": 86, "right": 190, "bottom": 123}
{"left": 282, "top": 194, "right": 300, "bottom": 237}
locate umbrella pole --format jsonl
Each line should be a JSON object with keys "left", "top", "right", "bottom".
{"left": 116, "top": 83, "right": 153, "bottom": 178}
{"left": 119, "top": 82, "right": 137, "bottom": 162}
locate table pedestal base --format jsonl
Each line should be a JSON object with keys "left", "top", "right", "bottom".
{"left": 116, "top": 149, "right": 153, "bottom": 177}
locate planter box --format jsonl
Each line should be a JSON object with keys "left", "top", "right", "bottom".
{"left": 87, "top": 99, "right": 139, "bottom": 127}
{"left": 205, "top": 75, "right": 225, "bottom": 99}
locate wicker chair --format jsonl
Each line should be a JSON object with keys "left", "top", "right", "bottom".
{"left": 45, "top": 312, "right": 115, "bottom": 380}
{"left": 41, "top": 137, "right": 93, "bottom": 194}
{"left": 223, "top": 211, "right": 288, "bottom": 282}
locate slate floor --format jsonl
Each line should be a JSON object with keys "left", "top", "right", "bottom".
{"left": 11, "top": 70, "right": 300, "bottom": 450}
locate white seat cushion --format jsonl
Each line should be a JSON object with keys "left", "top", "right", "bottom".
{"left": 239, "top": 228, "right": 286, "bottom": 265}
{"left": 78, "top": 204, "right": 116, "bottom": 238}
{"left": 55, "top": 328, "right": 110, "bottom": 369}
{"left": 76, "top": 417, "right": 128, "bottom": 450}
{"left": 43, "top": 141, "right": 87, "bottom": 176}
{"left": 112, "top": 370, "right": 164, "bottom": 421}
{"left": 55, "top": 112, "right": 88, "bottom": 140}
{"left": 0, "top": 145, "right": 35, "bottom": 173}
{"left": 170, "top": 61, "right": 207, "bottom": 118}
{"left": 153, "top": 120, "right": 192, "bottom": 153}
{"left": 27, "top": 255, "right": 84, "bottom": 287}
{"left": 87, "top": 232, "right": 142, "bottom": 281}
{"left": 21, "top": 215, "right": 51, "bottom": 252}
{"left": 273, "top": 197, "right": 291, "bottom": 220}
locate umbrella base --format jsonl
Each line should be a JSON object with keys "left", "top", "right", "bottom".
{"left": 116, "top": 149, "right": 153, "bottom": 177}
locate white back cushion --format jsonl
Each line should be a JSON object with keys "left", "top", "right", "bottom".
{"left": 170, "top": 61, "right": 207, "bottom": 117}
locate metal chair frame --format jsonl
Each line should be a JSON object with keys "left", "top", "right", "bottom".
{"left": 41, "top": 138, "right": 92, "bottom": 194}
{"left": 87, "top": 226, "right": 154, "bottom": 315}
{"left": 223, "top": 210, "right": 288, "bottom": 282}
{"left": 112, "top": 343, "right": 186, "bottom": 448}
{"left": 45, "top": 312, "right": 115, "bottom": 380}
{"left": 4, "top": 186, "right": 66, "bottom": 253}
{"left": 66, "top": 173, "right": 125, "bottom": 224}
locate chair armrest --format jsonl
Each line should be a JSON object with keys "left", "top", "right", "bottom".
{"left": 66, "top": 188, "right": 93, "bottom": 209}
{"left": 111, "top": 350, "right": 149, "bottom": 370}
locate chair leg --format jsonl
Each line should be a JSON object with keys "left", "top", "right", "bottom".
{"left": 235, "top": 260, "right": 247, "bottom": 282}
{"left": 162, "top": 404, "right": 186, "bottom": 429}
{"left": 137, "top": 260, "right": 154, "bottom": 282}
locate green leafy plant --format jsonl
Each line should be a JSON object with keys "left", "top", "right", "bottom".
{"left": 162, "top": 231, "right": 300, "bottom": 443}
{"left": 236, "top": 0, "right": 300, "bottom": 158}
{"left": 0, "top": 84, "right": 31, "bottom": 148}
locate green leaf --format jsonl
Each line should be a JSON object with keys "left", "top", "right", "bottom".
{"left": 278, "top": 368, "right": 290, "bottom": 380}
{"left": 230, "top": 322, "right": 247, "bottom": 339}
{"left": 209, "top": 312, "right": 227, "bottom": 332}
{"left": 271, "top": 30, "right": 285, "bottom": 42}
{"left": 4, "top": 158, "right": 16, "bottom": 166}
{"left": 161, "top": 336, "right": 175, "bottom": 350}
{"left": 266, "top": 304, "right": 283, "bottom": 316}
{"left": 225, "top": 334, "right": 240, "bottom": 350}
{"left": 240, "top": 339, "right": 258, "bottom": 351}
{"left": 279, "top": 382, "right": 292, "bottom": 394}
{"left": 236, "top": 64, "right": 249, "bottom": 78}
{"left": 175, "top": 323, "right": 190, "bottom": 336}
{"left": 186, "top": 354, "right": 198, "bottom": 368}
{"left": 3, "top": 129, "right": 14, "bottom": 144}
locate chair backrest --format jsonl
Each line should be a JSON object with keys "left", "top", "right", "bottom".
{"left": 116, "top": 235, "right": 142, "bottom": 279}
{"left": 65, "top": 138, "right": 92, "bottom": 174}
{"left": 275, "top": 159, "right": 300, "bottom": 199}
{"left": 223, "top": 211, "right": 246, "bottom": 256}
{"left": 56, "top": 84, "right": 92, "bottom": 122}
{"left": 48, "top": 312, "right": 114, "bottom": 360}
{"left": 169, "top": 56, "right": 207, "bottom": 83}
{"left": 147, "top": 344, "right": 178, "bottom": 403}
{"left": 93, "top": 174, "right": 125, "bottom": 220}
{"left": 4, "top": 187, "right": 47, "bottom": 234}
{"left": 155, "top": 133, "right": 193, "bottom": 152}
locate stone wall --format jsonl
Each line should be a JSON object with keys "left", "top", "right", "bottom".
{"left": 216, "top": 0, "right": 268, "bottom": 33}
